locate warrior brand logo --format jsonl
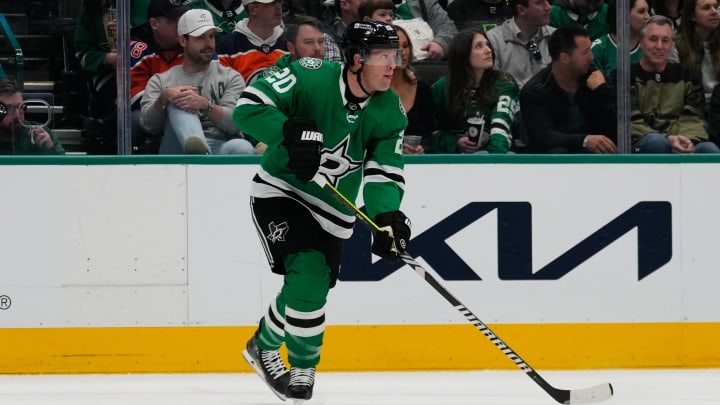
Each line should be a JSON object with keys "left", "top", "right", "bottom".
{"left": 266, "top": 221, "right": 289, "bottom": 243}
{"left": 471, "top": 310, "right": 531, "bottom": 372}
{"left": 300, "top": 130, "right": 323, "bottom": 142}
{"left": 341, "top": 201, "right": 673, "bottom": 282}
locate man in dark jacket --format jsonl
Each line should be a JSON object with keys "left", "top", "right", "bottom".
{"left": 520, "top": 24, "right": 617, "bottom": 153}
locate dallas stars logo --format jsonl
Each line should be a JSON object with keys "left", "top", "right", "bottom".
{"left": 299, "top": 57, "right": 323, "bottom": 70}
{"left": 318, "top": 137, "right": 362, "bottom": 187}
{"left": 266, "top": 221, "right": 289, "bottom": 243}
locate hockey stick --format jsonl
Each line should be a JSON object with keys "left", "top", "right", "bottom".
{"left": 312, "top": 175, "right": 613, "bottom": 405}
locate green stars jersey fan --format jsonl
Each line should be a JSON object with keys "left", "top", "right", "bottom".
{"left": 234, "top": 57, "right": 409, "bottom": 240}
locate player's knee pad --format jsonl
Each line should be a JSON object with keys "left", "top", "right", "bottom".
{"left": 283, "top": 250, "right": 331, "bottom": 305}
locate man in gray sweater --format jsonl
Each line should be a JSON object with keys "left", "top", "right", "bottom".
{"left": 140, "top": 9, "right": 255, "bottom": 154}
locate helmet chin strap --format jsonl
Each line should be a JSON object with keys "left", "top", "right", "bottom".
{"left": 350, "top": 63, "right": 373, "bottom": 97}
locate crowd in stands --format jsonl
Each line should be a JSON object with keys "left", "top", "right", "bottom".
{"left": 7, "top": 0, "right": 720, "bottom": 155}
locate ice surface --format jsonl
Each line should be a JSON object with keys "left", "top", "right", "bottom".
{"left": 0, "top": 369, "right": 718, "bottom": 405}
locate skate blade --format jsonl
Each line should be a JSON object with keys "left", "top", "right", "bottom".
{"left": 291, "top": 400, "right": 305, "bottom": 405}
{"left": 242, "top": 349, "right": 288, "bottom": 401}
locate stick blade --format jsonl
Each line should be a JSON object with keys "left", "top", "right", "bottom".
{"left": 566, "top": 383, "right": 614, "bottom": 404}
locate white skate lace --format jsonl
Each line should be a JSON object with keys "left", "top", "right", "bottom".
{"left": 290, "top": 367, "right": 316, "bottom": 387}
{"left": 260, "top": 350, "right": 288, "bottom": 379}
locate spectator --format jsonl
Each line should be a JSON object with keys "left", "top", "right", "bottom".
{"left": 649, "top": 0, "right": 683, "bottom": 29}
{"left": 359, "top": 0, "right": 395, "bottom": 24}
{"left": 549, "top": 0, "right": 609, "bottom": 41}
{"left": 188, "top": 0, "right": 247, "bottom": 38}
{"left": 74, "top": 0, "right": 118, "bottom": 154}
{"left": 327, "top": 0, "right": 362, "bottom": 59}
{"left": 392, "top": 25, "right": 435, "bottom": 154}
{"left": 285, "top": 14, "right": 342, "bottom": 62}
{"left": 130, "top": 0, "right": 190, "bottom": 152}
{"left": 217, "top": 0, "right": 288, "bottom": 84}
{"left": 447, "top": 0, "right": 513, "bottom": 32}
{"left": 0, "top": 81, "right": 65, "bottom": 155}
{"left": 131, "top": 0, "right": 189, "bottom": 108}
{"left": 592, "top": 0, "right": 650, "bottom": 75}
{"left": 486, "top": 0, "right": 555, "bottom": 88}
{"left": 281, "top": 16, "right": 327, "bottom": 63}
{"left": 140, "top": 9, "right": 255, "bottom": 155}
{"left": 431, "top": 29, "right": 519, "bottom": 154}
{"left": 629, "top": 15, "right": 719, "bottom": 153}
{"left": 520, "top": 24, "right": 617, "bottom": 153}
{"left": 393, "top": 0, "right": 459, "bottom": 60}
{"left": 670, "top": 0, "right": 720, "bottom": 103}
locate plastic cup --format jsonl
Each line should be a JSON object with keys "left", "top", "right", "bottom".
{"left": 403, "top": 135, "right": 422, "bottom": 147}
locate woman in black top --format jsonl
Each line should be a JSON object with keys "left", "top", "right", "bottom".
{"left": 391, "top": 25, "right": 435, "bottom": 154}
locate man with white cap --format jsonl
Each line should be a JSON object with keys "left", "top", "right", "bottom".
{"left": 140, "top": 9, "right": 256, "bottom": 155}
{"left": 216, "top": 0, "right": 288, "bottom": 84}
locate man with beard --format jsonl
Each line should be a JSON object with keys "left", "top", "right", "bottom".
{"left": 520, "top": 24, "right": 617, "bottom": 153}
{"left": 140, "top": 9, "right": 255, "bottom": 154}
{"left": 0, "top": 81, "right": 65, "bottom": 155}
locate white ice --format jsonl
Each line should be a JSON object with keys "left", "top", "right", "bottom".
{"left": 0, "top": 369, "right": 718, "bottom": 405}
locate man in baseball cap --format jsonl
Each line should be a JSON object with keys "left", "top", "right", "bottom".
{"left": 140, "top": 8, "right": 254, "bottom": 155}
{"left": 177, "top": 9, "right": 223, "bottom": 37}
{"left": 147, "top": 0, "right": 190, "bottom": 20}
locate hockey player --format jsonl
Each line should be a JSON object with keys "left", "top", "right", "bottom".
{"left": 233, "top": 20, "right": 411, "bottom": 403}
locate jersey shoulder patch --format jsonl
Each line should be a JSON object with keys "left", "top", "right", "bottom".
{"left": 298, "top": 57, "right": 323, "bottom": 70}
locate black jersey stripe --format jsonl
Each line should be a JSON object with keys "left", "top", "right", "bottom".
{"left": 267, "top": 304, "right": 285, "bottom": 330}
{"left": 240, "top": 91, "right": 264, "bottom": 105}
{"left": 286, "top": 313, "right": 326, "bottom": 329}
{"left": 252, "top": 174, "right": 355, "bottom": 231}
{"left": 363, "top": 167, "right": 405, "bottom": 184}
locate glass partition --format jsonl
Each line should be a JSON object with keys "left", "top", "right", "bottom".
{"left": 0, "top": 0, "right": 636, "bottom": 156}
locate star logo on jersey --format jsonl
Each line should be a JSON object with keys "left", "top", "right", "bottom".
{"left": 266, "top": 221, "right": 289, "bottom": 244}
{"left": 263, "top": 65, "right": 282, "bottom": 79}
{"left": 299, "top": 57, "right": 323, "bottom": 70}
{"left": 318, "top": 137, "right": 362, "bottom": 187}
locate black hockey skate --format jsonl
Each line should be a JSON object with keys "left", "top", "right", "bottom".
{"left": 242, "top": 330, "right": 290, "bottom": 400}
{"left": 286, "top": 367, "right": 316, "bottom": 404}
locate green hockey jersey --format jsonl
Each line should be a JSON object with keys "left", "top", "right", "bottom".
{"left": 592, "top": 34, "right": 642, "bottom": 75}
{"left": 549, "top": 2, "right": 609, "bottom": 41}
{"left": 234, "top": 58, "right": 409, "bottom": 239}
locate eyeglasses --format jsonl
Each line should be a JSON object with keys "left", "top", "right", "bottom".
{"left": 3, "top": 103, "right": 27, "bottom": 114}
{"left": 526, "top": 39, "right": 542, "bottom": 62}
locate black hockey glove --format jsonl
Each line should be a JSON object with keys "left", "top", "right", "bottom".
{"left": 283, "top": 118, "right": 323, "bottom": 184}
{"left": 371, "top": 210, "right": 412, "bottom": 262}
